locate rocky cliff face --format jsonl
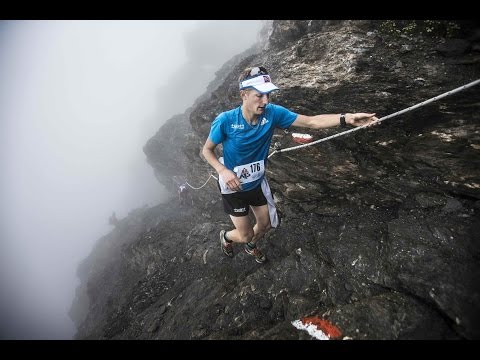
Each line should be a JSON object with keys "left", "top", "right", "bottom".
{"left": 70, "top": 20, "right": 480, "bottom": 340}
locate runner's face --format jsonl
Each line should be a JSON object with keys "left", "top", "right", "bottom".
{"left": 245, "top": 89, "right": 270, "bottom": 115}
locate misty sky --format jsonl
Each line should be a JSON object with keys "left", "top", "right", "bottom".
{"left": 0, "top": 20, "right": 263, "bottom": 339}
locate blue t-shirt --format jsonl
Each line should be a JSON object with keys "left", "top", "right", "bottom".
{"left": 208, "top": 103, "right": 297, "bottom": 192}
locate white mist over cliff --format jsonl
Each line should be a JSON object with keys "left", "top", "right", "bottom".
{"left": 0, "top": 19, "right": 263, "bottom": 339}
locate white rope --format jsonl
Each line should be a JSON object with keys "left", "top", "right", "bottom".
{"left": 268, "top": 78, "right": 480, "bottom": 158}
{"left": 183, "top": 174, "right": 218, "bottom": 190}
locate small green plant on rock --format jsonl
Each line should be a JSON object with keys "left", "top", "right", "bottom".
{"left": 379, "top": 20, "right": 461, "bottom": 39}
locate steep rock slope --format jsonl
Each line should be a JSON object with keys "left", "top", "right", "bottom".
{"left": 71, "top": 20, "right": 480, "bottom": 340}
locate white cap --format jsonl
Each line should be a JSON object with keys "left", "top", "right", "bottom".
{"left": 239, "top": 74, "right": 279, "bottom": 94}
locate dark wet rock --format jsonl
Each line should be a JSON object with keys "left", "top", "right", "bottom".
{"left": 70, "top": 20, "right": 480, "bottom": 340}
{"left": 442, "top": 197, "right": 463, "bottom": 212}
{"left": 436, "top": 38, "right": 470, "bottom": 57}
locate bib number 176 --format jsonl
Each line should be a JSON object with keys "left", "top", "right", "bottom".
{"left": 250, "top": 162, "right": 261, "bottom": 173}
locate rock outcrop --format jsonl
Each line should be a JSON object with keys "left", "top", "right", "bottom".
{"left": 70, "top": 20, "right": 480, "bottom": 340}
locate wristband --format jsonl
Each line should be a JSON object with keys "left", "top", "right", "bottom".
{"left": 340, "top": 113, "right": 346, "bottom": 128}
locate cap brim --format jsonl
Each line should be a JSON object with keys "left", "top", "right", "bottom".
{"left": 252, "top": 82, "right": 279, "bottom": 94}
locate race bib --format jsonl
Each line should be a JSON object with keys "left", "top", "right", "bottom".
{"left": 234, "top": 160, "right": 265, "bottom": 184}
{"left": 218, "top": 159, "right": 265, "bottom": 194}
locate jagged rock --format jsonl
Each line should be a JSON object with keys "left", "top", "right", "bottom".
{"left": 70, "top": 20, "right": 480, "bottom": 340}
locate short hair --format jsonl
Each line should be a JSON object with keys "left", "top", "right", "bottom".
{"left": 238, "top": 66, "right": 269, "bottom": 83}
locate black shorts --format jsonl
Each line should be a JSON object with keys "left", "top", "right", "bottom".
{"left": 221, "top": 183, "right": 267, "bottom": 217}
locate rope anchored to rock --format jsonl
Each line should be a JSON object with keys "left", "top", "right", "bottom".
{"left": 184, "top": 174, "right": 218, "bottom": 190}
{"left": 268, "top": 78, "right": 480, "bottom": 158}
{"left": 173, "top": 174, "right": 218, "bottom": 191}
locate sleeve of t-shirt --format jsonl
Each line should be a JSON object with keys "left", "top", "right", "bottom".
{"left": 271, "top": 104, "right": 298, "bottom": 129}
{"left": 208, "top": 113, "right": 226, "bottom": 145}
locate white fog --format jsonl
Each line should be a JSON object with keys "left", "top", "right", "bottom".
{"left": 0, "top": 19, "right": 263, "bottom": 339}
